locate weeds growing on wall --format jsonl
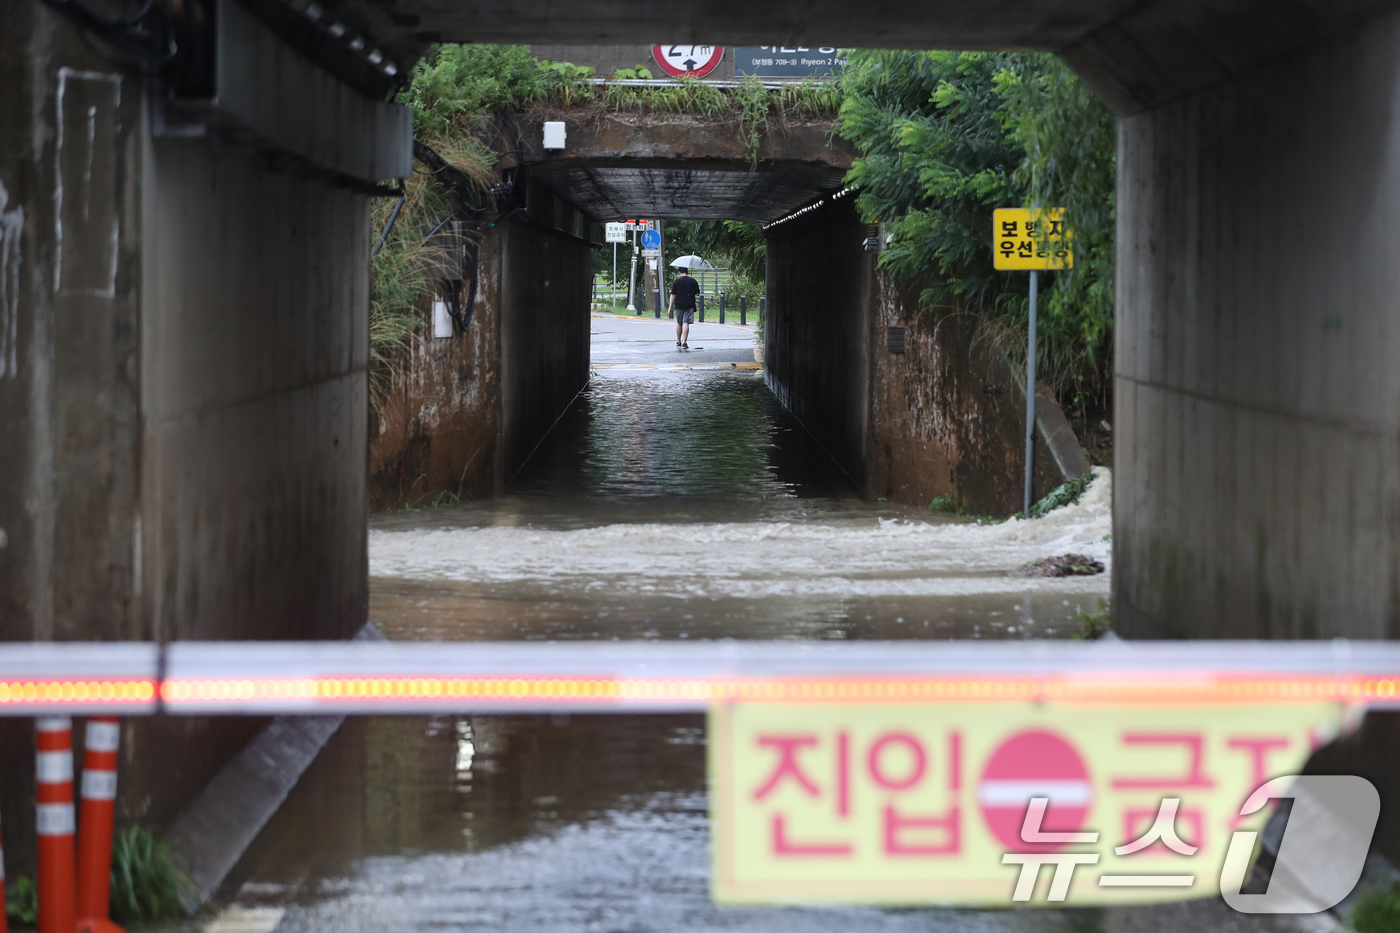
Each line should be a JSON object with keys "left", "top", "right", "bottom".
{"left": 838, "top": 50, "right": 1116, "bottom": 409}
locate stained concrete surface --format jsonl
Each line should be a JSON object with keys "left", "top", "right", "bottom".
{"left": 867, "top": 272, "right": 1090, "bottom": 516}
{"left": 504, "top": 112, "right": 854, "bottom": 222}
{"left": 766, "top": 195, "right": 1088, "bottom": 515}
{"left": 1113, "top": 9, "right": 1400, "bottom": 643}
{"left": 371, "top": 202, "right": 595, "bottom": 510}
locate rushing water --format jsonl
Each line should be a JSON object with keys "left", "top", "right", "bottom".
{"left": 369, "top": 371, "right": 1112, "bottom": 643}
{"left": 217, "top": 366, "right": 1121, "bottom": 932}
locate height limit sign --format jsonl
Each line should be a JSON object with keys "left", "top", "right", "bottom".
{"left": 652, "top": 45, "right": 725, "bottom": 78}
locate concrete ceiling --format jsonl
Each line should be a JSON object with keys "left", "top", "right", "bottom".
{"left": 257, "top": 0, "right": 1400, "bottom": 115}
{"left": 385, "top": 0, "right": 1139, "bottom": 50}
{"left": 528, "top": 161, "right": 849, "bottom": 223}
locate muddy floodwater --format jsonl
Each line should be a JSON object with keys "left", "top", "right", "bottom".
{"left": 369, "top": 371, "right": 1113, "bottom": 643}
{"left": 219, "top": 367, "right": 1121, "bottom": 932}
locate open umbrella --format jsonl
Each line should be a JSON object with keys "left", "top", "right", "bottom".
{"left": 670, "top": 254, "right": 715, "bottom": 270}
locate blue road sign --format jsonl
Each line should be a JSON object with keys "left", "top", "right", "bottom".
{"left": 641, "top": 229, "right": 661, "bottom": 250}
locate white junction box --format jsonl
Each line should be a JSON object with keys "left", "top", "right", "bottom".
{"left": 432, "top": 300, "right": 453, "bottom": 338}
{"left": 543, "top": 121, "right": 566, "bottom": 149}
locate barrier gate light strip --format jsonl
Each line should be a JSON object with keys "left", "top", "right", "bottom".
{"left": 0, "top": 640, "right": 1397, "bottom": 715}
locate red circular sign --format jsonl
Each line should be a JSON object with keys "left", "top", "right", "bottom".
{"left": 977, "top": 729, "right": 1093, "bottom": 853}
{"left": 651, "top": 45, "right": 725, "bottom": 78}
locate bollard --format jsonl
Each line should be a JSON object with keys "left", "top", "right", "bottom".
{"left": 740, "top": 295, "right": 747, "bottom": 327}
{"left": 719, "top": 294, "right": 726, "bottom": 324}
{"left": 36, "top": 717, "right": 75, "bottom": 933}
{"left": 697, "top": 294, "right": 705, "bottom": 323}
{"left": 760, "top": 295, "right": 766, "bottom": 321}
{"left": 76, "top": 717, "right": 124, "bottom": 933}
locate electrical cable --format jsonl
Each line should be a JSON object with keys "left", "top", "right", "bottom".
{"left": 372, "top": 194, "right": 406, "bottom": 257}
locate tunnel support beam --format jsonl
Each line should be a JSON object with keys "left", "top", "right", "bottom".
{"left": 1111, "top": 10, "right": 1400, "bottom": 640}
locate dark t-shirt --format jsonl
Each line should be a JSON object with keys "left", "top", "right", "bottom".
{"left": 670, "top": 275, "right": 700, "bottom": 310}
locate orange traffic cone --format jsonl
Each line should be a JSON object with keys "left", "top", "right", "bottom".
{"left": 75, "top": 717, "right": 124, "bottom": 933}
{"left": 35, "top": 717, "right": 75, "bottom": 933}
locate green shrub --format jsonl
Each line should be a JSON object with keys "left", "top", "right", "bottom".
{"left": 1351, "top": 884, "right": 1400, "bottom": 933}
{"left": 6, "top": 875, "right": 37, "bottom": 925}
{"left": 109, "top": 826, "right": 191, "bottom": 923}
{"left": 1029, "top": 471, "right": 1094, "bottom": 518}
{"left": 838, "top": 50, "right": 1115, "bottom": 404}
{"left": 928, "top": 492, "right": 958, "bottom": 514}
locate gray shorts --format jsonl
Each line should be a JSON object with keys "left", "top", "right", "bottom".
{"left": 675, "top": 308, "right": 695, "bottom": 324}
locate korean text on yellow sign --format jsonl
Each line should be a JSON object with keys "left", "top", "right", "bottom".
{"left": 993, "top": 208, "right": 1072, "bottom": 270}
{"left": 710, "top": 700, "right": 1340, "bottom": 906}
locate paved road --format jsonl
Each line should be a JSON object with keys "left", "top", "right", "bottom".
{"left": 590, "top": 312, "right": 761, "bottom": 368}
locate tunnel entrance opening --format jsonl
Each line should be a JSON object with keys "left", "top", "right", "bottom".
{"left": 7, "top": 0, "right": 1400, "bottom": 923}
{"left": 343, "top": 60, "right": 1128, "bottom": 926}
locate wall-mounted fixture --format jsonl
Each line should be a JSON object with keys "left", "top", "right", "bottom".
{"left": 543, "top": 121, "right": 566, "bottom": 150}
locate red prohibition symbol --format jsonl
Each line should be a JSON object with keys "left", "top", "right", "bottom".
{"left": 651, "top": 45, "right": 725, "bottom": 78}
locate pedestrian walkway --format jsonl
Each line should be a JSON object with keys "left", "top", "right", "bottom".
{"left": 590, "top": 312, "right": 760, "bottom": 367}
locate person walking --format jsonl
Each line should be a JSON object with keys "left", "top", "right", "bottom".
{"left": 669, "top": 266, "right": 700, "bottom": 349}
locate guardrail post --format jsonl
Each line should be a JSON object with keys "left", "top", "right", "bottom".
{"left": 36, "top": 717, "right": 75, "bottom": 933}
{"left": 76, "top": 717, "right": 124, "bottom": 933}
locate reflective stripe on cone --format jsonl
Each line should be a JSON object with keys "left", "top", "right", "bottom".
{"left": 76, "top": 717, "right": 125, "bottom": 933}
{"left": 35, "top": 716, "right": 75, "bottom": 933}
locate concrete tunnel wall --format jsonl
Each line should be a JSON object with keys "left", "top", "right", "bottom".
{"left": 1113, "top": 9, "right": 1400, "bottom": 642}
{"left": 765, "top": 193, "right": 1089, "bottom": 513}
{"left": 764, "top": 195, "right": 873, "bottom": 489}
{"left": 498, "top": 214, "right": 593, "bottom": 484}
{"left": 369, "top": 173, "right": 593, "bottom": 506}
{"left": 0, "top": 1, "right": 370, "bottom": 876}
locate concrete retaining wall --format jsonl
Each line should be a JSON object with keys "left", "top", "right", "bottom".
{"left": 369, "top": 178, "right": 593, "bottom": 506}
{"left": 0, "top": 0, "right": 372, "bottom": 878}
{"left": 1113, "top": 11, "right": 1400, "bottom": 640}
{"left": 868, "top": 274, "right": 1088, "bottom": 516}
{"left": 765, "top": 195, "right": 1088, "bottom": 514}
{"left": 369, "top": 237, "right": 502, "bottom": 511}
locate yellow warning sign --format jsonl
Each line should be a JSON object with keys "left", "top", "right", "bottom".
{"left": 710, "top": 700, "right": 1341, "bottom": 906}
{"left": 993, "top": 208, "right": 1072, "bottom": 270}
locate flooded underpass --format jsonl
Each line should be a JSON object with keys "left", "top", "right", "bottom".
{"left": 216, "top": 339, "right": 1122, "bottom": 931}
{"left": 369, "top": 368, "right": 1113, "bottom": 644}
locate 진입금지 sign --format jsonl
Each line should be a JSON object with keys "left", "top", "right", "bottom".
{"left": 710, "top": 698, "right": 1342, "bottom": 906}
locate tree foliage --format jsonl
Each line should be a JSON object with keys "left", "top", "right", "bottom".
{"left": 665, "top": 220, "right": 767, "bottom": 286}
{"left": 838, "top": 50, "right": 1116, "bottom": 400}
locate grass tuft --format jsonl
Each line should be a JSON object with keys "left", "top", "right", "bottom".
{"left": 1351, "top": 883, "right": 1400, "bottom": 933}
{"left": 6, "top": 875, "right": 37, "bottom": 925}
{"left": 109, "top": 825, "right": 193, "bottom": 923}
{"left": 1073, "top": 597, "right": 1112, "bottom": 640}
